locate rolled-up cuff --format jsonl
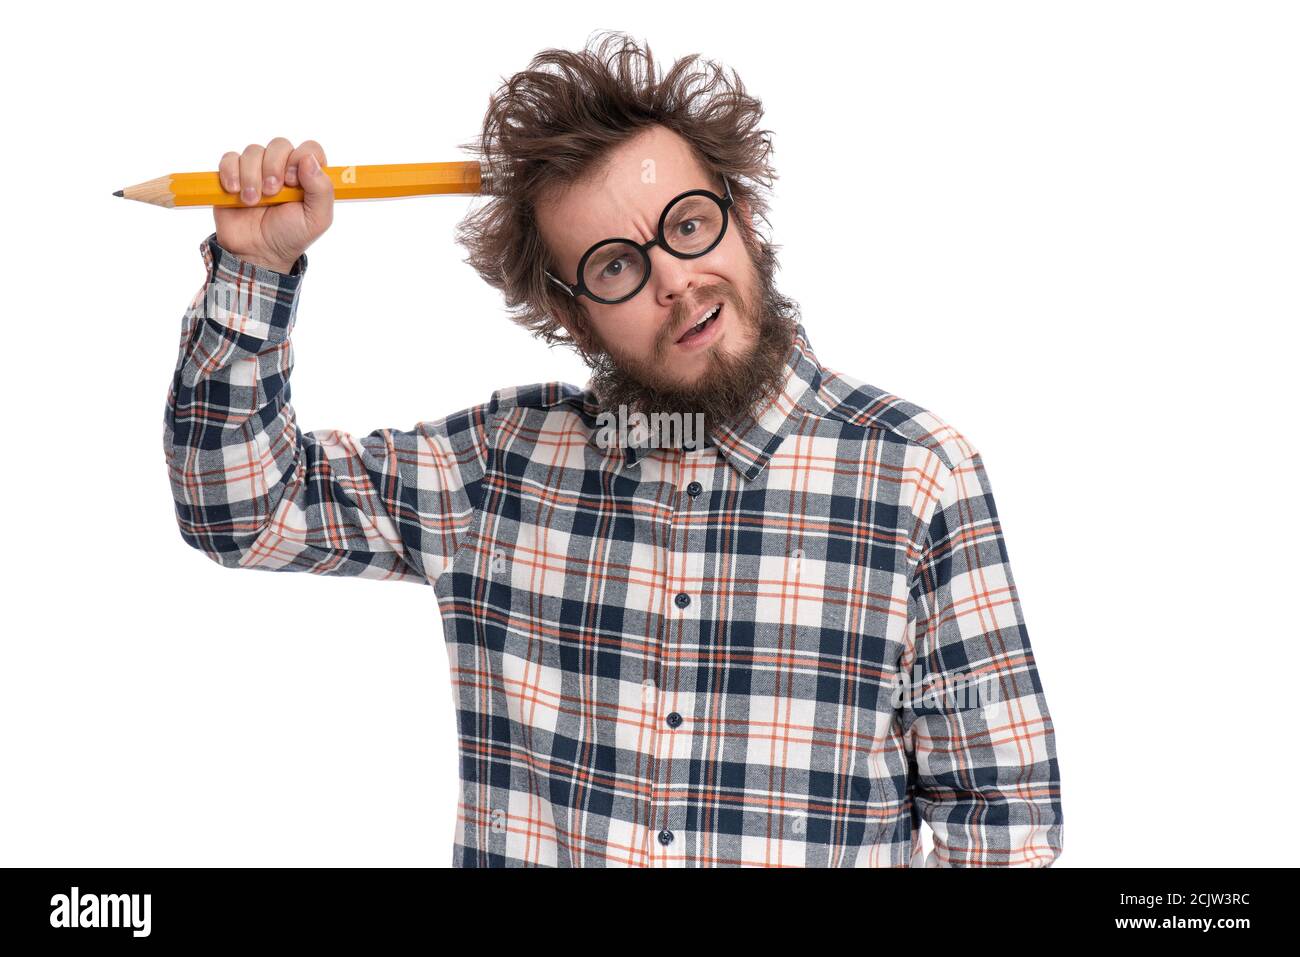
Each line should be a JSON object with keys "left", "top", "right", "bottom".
{"left": 195, "top": 231, "right": 308, "bottom": 342}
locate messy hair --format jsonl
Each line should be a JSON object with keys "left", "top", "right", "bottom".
{"left": 455, "top": 30, "right": 792, "bottom": 352}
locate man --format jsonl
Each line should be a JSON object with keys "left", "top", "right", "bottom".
{"left": 164, "top": 32, "right": 1063, "bottom": 867}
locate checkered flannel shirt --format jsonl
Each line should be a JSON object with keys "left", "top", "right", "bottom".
{"left": 163, "top": 232, "right": 1064, "bottom": 867}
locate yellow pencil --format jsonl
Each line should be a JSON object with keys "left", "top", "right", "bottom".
{"left": 113, "top": 160, "right": 505, "bottom": 207}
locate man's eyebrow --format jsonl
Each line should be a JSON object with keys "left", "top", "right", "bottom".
{"left": 587, "top": 244, "right": 625, "bottom": 265}
{"left": 572, "top": 183, "right": 717, "bottom": 264}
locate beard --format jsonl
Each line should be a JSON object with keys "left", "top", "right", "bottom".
{"left": 581, "top": 242, "right": 800, "bottom": 438}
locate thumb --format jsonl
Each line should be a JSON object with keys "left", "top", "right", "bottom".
{"left": 298, "top": 153, "right": 334, "bottom": 230}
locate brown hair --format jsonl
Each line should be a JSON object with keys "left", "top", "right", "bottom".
{"left": 455, "top": 30, "right": 793, "bottom": 353}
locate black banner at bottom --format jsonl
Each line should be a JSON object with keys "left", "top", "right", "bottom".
{"left": 0, "top": 866, "right": 1278, "bottom": 945}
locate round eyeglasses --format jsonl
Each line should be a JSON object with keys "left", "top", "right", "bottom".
{"left": 545, "top": 177, "right": 734, "bottom": 305}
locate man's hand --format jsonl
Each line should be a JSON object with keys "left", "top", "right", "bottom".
{"left": 213, "top": 138, "right": 334, "bottom": 274}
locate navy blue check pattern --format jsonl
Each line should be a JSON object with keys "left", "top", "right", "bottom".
{"left": 163, "top": 232, "right": 1064, "bottom": 867}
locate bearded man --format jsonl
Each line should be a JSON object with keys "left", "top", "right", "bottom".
{"left": 163, "top": 31, "right": 1063, "bottom": 868}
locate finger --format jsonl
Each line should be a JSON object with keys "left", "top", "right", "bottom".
{"left": 261, "top": 137, "right": 294, "bottom": 197}
{"left": 238, "top": 143, "right": 265, "bottom": 206}
{"left": 218, "top": 151, "right": 241, "bottom": 194}
{"left": 297, "top": 152, "right": 334, "bottom": 232}
{"left": 285, "top": 140, "right": 327, "bottom": 188}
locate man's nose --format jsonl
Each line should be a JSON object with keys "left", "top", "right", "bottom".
{"left": 649, "top": 245, "right": 697, "bottom": 308}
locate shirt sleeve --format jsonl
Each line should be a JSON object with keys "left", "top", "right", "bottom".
{"left": 900, "top": 449, "right": 1064, "bottom": 866}
{"left": 162, "top": 232, "right": 493, "bottom": 585}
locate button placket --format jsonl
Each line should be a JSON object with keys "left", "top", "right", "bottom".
{"left": 643, "top": 453, "right": 683, "bottom": 866}
{"left": 682, "top": 445, "right": 711, "bottom": 502}
{"left": 649, "top": 452, "right": 710, "bottom": 866}
{"left": 656, "top": 453, "right": 715, "bottom": 866}
{"left": 655, "top": 683, "right": 694, "bottom": 866}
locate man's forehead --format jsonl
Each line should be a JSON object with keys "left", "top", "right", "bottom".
{"left": 541, "top": 136, "right": 713, "bottom": 258}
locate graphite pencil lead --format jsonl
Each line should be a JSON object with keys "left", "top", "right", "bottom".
{"left": 113, "top": 190, "right": 124, "bottom": 197}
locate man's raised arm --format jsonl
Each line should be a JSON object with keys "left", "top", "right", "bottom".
{"left": 161, "top": 138, "right": 492, "bottom": 585}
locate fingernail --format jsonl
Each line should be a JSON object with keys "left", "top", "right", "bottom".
{"left": 241, "top": 186, "right": 258, "bottom": 204}
{"left": 223, "top": 174, "right": 237, "bottom": 192}
{"left": 303, "top": 155, "right": 319, "bottom": 175}
{"left": 285, "top": 166, "right": 298, "bottom": 185}
{"left": 263, "top": 176, "right": 279, "bottom": 193}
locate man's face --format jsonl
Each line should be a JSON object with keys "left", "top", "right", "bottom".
{"left": 536, "top": 125, "right": 791, "bottom": 425}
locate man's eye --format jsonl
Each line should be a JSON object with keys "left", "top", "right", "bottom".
{"left": 601, "top": 257, "right": 630, "bottom": 277}
{"left": 676, "top": 219, "right": 701, "bottom": 237}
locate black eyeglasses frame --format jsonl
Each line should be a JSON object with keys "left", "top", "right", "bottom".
{"left": 544, "top": 176, "right": 735, "bottom": 305}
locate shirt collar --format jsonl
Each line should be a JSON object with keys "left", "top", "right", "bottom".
{"left": 580, "top": 322, "right": 824, "bottom": 482}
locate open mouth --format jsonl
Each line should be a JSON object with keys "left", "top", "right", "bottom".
{"left": 676, "top": 302, "right": 723, "bottom": 344}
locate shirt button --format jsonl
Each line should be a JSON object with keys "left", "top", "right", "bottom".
{"left": 686, "top": 481, "right": 703, "bottom": 497}
{"left": 674, "top": 592, "right": 691, "bottom": 609}
{"left": 666, "top": 711, "right": 682, "bottom": 728}
{"left": 658, "top": 829, "right": 674, "bottom": 846}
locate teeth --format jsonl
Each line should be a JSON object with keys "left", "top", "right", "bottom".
{"left": 694, "top": 305, "right": 721, "bottom": 329}
{"left": 680, "top": 304, "right": 722, "bottom": 341}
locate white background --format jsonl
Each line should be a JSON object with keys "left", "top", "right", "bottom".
{"left": 1, "top": 0, "right": 1296, "bottom": 867}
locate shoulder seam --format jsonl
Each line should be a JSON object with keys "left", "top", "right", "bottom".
{"left": 810, "top": 370, "right": 977, "bottom": 471}
{"left": 490, "top": 381, "right": 587, "bottom": 413}
{"left": 432, "top": 398, "right": 501, "bottom": 588}
{"left": 812, "top": 403, "right": 973, "bottom": 471}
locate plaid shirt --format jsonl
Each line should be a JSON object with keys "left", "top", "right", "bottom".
{"left": 164, "top": 232, "right": 1064, "bottom": 867}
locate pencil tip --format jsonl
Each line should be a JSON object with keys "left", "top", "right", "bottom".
{"left": 113, "top": 189, "right": 124, "bottom": 198}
